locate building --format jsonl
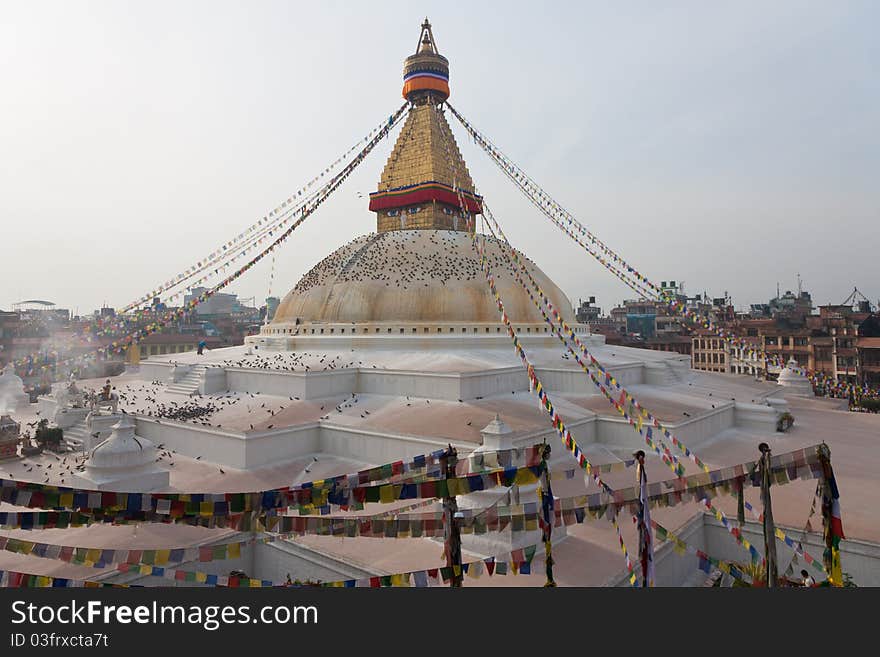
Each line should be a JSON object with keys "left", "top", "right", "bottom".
{"left": 136, "top": 333, "right": 224, "bottom": 359}
{"left": 0, "top": 311, "right": 21, "bottom": 366}
{"left": 265, "top": 296, "right": 280, "bottom": 322}
{"left": 858, "top": 314, "right": 880, "bottom": 389}
{"left": 690, "top": 291, "right": 877, "bottom": 385}
{"left": 645, "top": 334, "right": 692, "bottom": 356}
{"left": 691, "top": 333, "right": 730, "bottom": 373}
{"left": 575, "top": 297, "right": 600, "bottom": 324}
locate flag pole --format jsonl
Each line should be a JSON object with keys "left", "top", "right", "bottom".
{"left": 538, "top": 441, "right": 556, "bottom": 587}
{"left": 635, "top": 450, "right": 654, "bottom": 587}
{"left": 758, "top": 442, "right": 778, "bottom": 587}
{"left": 441, "top": 444, "right": 463, "bottom": 587}
{"left": 817, "top": 443, "right": 845, "bottom": 585}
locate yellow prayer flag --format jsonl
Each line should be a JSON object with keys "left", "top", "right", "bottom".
{"left": 156, "top": 549, "right": 171, "bottom": 565}
{"left": 228, "top": 543, "right": 241, "bottom": 559}
{"left": 515, "top": 468, "right": 537, "bottom": 486}
{"left": 379, "top": 485, "right": 397, "bottom": 504}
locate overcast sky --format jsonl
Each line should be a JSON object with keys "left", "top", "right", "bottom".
{"left": 1, "top": 1, "right": 877, "bottom": 316}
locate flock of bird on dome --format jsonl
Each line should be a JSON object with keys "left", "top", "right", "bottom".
{"left": 1, "top": 72, "right": 851, "bottom": 589}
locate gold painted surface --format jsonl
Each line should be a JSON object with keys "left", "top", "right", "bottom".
{"left": 374, "top": 104, "right": 475, "bottom": 233}
{"left": 272, "top": 229, "right": 574, "bottom": 324}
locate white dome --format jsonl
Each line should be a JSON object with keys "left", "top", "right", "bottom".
{"left": 272, "top": 230, "right": 575, "bottom": 325}
{"left": 87, "top": 415, "right": 156, "bottom": 471}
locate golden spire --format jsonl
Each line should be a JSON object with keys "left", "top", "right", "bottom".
{"left": 368, "top": 21, "right": 482, "bottom": 233}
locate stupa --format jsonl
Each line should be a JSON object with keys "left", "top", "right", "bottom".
{"left": 12, "top": 20, "right": 874, "bottom": 589}
{"left": 777, "top": 358, "right": 815, "bottom": 397}
{"left": 262, "top": 19, "right": 585, "bottom": 347}
{"left": 73, "top": 414, "right": 169, "bottom": 491}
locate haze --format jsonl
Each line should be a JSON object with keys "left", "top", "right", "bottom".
{"left": 1, "top": 0, "right": 877, "bottom": 314}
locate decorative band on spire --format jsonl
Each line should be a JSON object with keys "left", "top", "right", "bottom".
{"left": 369, "top": 181, "right": 482, "bottom": 215}
{"left": 402, "top": 74, "right": 450, "bottom": 101}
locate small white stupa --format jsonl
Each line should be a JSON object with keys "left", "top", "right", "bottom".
{"left": 0, "top": 364, "right": 30, "bottom": 414}
{"left": 461, "top": 415, "right": 517, "bottom": 513}
{"left": 457, "top": 414, "right": 562, "bottom": 552}
{"left": 476, "top": 413, "right": 514, "bottom": 453}
{"left": 777, "top": 358, "right": 815, "bottom": 397}
{"left": 73, "top": 414, "right": 169, "bottom": 491}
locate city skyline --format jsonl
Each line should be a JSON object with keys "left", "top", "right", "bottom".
{"left": 2, "top": 1, "right": 877, "bottom": 314}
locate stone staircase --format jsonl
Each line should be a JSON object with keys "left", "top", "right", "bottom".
{"left": 167, "top": 365, "right": 206, "bottom": 396}
{"left": 63, "top": 418, "right": 93, "bottom": 451}
{"left": 665, "top": 358, "right": 693, "bottom": 386}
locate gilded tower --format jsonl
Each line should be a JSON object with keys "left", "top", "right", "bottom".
{"left": 369, "top": 20, "right": 483, "bottom": 233}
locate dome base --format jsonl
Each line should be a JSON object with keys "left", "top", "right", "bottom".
{"left": 252, "top": 319, "right": 593, "bottom": 353}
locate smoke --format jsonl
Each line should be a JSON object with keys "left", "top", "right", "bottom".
{"left": 0, "top": 366, "right": 27, "bottom": 416}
